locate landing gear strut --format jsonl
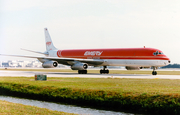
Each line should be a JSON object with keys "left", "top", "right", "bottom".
{"left": 152, "top": 67, "right": 157, "bottom": 75}
{"left": 100, "top": 66, "right": 109, "bottom": 74}
{"left": 78, "top": 70, "right": 87, "bottom": 74}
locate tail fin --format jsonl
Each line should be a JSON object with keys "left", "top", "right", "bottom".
{"left": 44, "top": 28, "right": 57, "bottom": 51}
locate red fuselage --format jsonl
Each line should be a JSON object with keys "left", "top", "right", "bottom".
{"left": 56, "top": 48, "right": 170, "bottom": 61}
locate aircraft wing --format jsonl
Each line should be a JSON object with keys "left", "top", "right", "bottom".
{"left": 0, "top": 54, "right": 104, "bottom": 66}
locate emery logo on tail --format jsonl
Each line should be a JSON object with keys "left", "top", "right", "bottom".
{"left": 84, "top": 51, "right": 103, "bottom": 56}
{"left": 46, "top": 42, "right": 51, "bottom": 46}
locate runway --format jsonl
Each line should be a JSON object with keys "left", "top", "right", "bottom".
{"left": 0, "top": 70, "right": 180, "bottom": 79}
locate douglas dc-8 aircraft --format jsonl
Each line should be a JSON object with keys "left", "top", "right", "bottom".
{"left": 1, "top": 28, "right": 170, "bottom": 75}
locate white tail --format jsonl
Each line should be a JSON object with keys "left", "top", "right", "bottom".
{"left": 44, "top": 28, "right": 57, "bottom": 51}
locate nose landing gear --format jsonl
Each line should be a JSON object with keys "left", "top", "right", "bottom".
{"left": 152, "top": 67, "right": 157, "bottom": 75}
{"left": 152, "top": 71, "right": 157, "bottom": 75}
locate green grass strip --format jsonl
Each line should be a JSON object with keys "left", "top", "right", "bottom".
{"left": 0, "top": 100, "right": 76, "bottom": 115}
{"left": 0, "top": 82, "right": 180, "bottom": 114}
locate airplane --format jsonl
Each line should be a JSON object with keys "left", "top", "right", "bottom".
{"left": 0, "top": 28, "right": 170, "bottom": 75}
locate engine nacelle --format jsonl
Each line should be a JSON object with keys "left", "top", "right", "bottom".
{"left": 125, "top": 66, "right": 140, "bottom": 70}
{"left": 71, "top": 63, "right": 88, "bottom": 70}
{"left": 42, "top": 61, "right": 58, "bottom": 68}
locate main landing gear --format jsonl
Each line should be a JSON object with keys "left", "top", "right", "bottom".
{"left": 152, "top": 67, "right": 157, "bottom": 75}
{"left": 100, "top": 66, "right": 109, "bottom": 74}
{"left": 78, "top": 70, "right": 87, "bottom": 74}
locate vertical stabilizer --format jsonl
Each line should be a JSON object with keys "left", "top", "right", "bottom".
{"left": 44, "top": 28, "right": 57, "bottom": 51}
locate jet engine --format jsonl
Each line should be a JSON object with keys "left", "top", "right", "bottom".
{"left": 125, "top": 66, "right": 140, "bottom": 70}
{"left": 71, "top": 63, "right": 88, "bottom": 70}
{"left": 42, "top": 61, "right": 58, "bottom": 68}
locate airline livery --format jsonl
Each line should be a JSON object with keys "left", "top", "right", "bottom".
{"left": 1, "top": 28, "right": 170, "bottom": 75}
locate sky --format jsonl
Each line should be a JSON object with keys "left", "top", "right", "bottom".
{"left": 0, "top": 0, "right": 180, "bottom": 64}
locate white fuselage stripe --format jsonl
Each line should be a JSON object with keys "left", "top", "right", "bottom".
{"left": 102, "top": 59, "right": 169, "bottom": 67}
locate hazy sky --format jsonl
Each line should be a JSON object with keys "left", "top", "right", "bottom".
{"left": 0, "top": 0, "right": 180, "bottom": 63}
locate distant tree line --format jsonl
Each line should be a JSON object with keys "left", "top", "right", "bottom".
{"left": 161, "top": 64, "right": 180, "bottom": 68}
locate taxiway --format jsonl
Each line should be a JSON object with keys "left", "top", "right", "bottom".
{"left": 0, "top": 70, "right": 180, "bottom": 79}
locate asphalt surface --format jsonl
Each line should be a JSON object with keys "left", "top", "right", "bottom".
{"left": 0, "top": 70, "right": 180, "bottom": 79}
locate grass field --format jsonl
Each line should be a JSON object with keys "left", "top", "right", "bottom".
{"left": 1, "top": 68, "right": 180, "bottom": 75}
{"left": 1, "top": 77, "right": 180, "bottom": 114}
{"left": 0, "top": 77, "right": 180, "bottom": 95}
{"left": 1, "top": 68, "right": 180, "bottom": 114}
{"left": 0, "top": 100, "right": 76, "bottom": 115}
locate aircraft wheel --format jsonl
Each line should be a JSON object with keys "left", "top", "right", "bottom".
{"left": 152, "top": 71, "right": 157, "bottom": 75}
{"left": 100, "top": 70, "right": 109, "bottom": 74}
{"left": 84, "top": 70, "right": 87, "bottom": 74}
{"left": 78, "top": 70, "right": 87, "bottom": 74}
{"left": 106, "top": 70, "right": 109, "bottom": 74}
{"left": 100, "top": 70, "right": 103, "bottom": 74}
{"left": 78, "top": 70, "right": 81, "bottom": 74}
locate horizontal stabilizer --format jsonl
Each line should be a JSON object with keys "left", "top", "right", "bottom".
{"left": 21, "top": 48, "right": 49, "bottom": 55}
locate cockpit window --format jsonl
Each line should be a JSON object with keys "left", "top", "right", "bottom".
{"left": 153, "top": 51, "right": 164, "bottom": 56}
